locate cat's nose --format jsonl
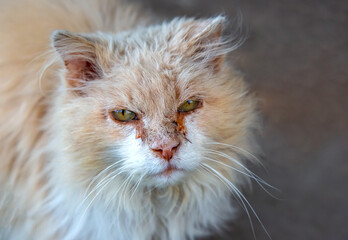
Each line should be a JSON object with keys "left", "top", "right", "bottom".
{"left": 150, "top": 138, "right": 180, "bottom": 161}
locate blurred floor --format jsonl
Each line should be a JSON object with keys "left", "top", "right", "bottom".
{"left": 135, "top": 0, "right": 348, "bottom": 239}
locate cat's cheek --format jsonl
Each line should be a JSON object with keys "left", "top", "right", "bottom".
{"left": 103, "top": 115, "right": 137, "bottom": 142}
{"left": 193, "top": 101, "right": 227, "bottom": 139}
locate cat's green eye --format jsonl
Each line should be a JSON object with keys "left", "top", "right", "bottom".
{"left": 111, "top": 109, "right": 137, "bottom": 122}
{"left": 178, "top": 100, "right": 201, "bottom": 113}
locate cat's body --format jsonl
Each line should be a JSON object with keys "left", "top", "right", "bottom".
{"left": 0, "top": 0, "right": 258, "bottom": 239}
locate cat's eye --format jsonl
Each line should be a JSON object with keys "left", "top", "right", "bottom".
{"left": 111, "top": 109, "right": 137, "bottom": 122}
{"left": 178, "top": 100, "right": 201, "bottom": 112}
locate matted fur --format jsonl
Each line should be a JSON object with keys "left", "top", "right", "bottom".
{"left": 0, "top": 0, "right": 259, "bottom": 239}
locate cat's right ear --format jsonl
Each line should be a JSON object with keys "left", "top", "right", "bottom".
{"left": 51, "top": 30, "right": 103, "bottom": 89}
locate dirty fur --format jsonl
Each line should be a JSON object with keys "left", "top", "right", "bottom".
{"left": 0, "top": 0, "right": 259, "bottom": 239}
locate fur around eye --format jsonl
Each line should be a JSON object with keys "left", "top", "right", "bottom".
{"left": 178, "top": 100, "right": 201, "bottom": 112}
{"left": 111, "top": 109, "right": 137, "bottom": 122}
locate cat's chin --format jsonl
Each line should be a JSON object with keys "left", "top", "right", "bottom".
{"left": 151, "top": 168, "right": 187, "bottom": 187}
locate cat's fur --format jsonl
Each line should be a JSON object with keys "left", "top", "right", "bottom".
{"left": 0, "top": 0, "right": 258, "bottom": 239}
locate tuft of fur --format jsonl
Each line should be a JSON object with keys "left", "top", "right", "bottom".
{"left": 0, "top": 0, "right": 259, "bottom": 239}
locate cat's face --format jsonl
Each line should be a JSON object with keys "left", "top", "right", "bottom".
{"left": 52, "top": 17, "right": 254, "bottom": 189}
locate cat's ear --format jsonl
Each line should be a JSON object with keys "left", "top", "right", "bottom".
{"left": 51, "top": 30, "right": 103, "bottom": 89}
{"left": 181, "top": 16, "right": 228, "bottom": 72}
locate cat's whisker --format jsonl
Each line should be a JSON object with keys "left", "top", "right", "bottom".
{"left": 203, "top": 156, "right": 264, "bottom": 184}
{"left": 122, "top": 174, "right": 136, "bottom": 204}
{"left": 197, "top": 166, "right": 247, "bottom": 213}
{"left": 82, "top": 165, "right": 128, "bottom": 206}
{"left": 206, "top": 149, "right": 277, "bottom": 191}
{"left": 79, "top": 168, "right": 129, "bottom": 225}
{"left": 204, "top": 154, "right": 279, "bottom": 200}
{"left": 204, "top": 149, "right": 260, "bottom": 179}
{"left": 184, "top": 136, "right": 192, "bottom": 144}
{"left": 130, "top": 174, "right": 145, "bottom": 200}
{"left": 205, "top": 141, "right": 263, "bottom": 166}
{"left": 84, "top": 161, "right": 123, "bottom": 198}
{"left": 90, "top": 164, "right": 127, "bottom": 194}
{"left": 103, "top": 171, "right": 135, "bottom": 212}
{"left": 117, "top": 173, "right": 136, "bottom": 213}
{"left": 77, "top": 173, "right": 118, "bottom": 229}
{"left": 203, "top": 152, "right": 271, "bottom": 189}
{"left": 103, "top": 171, "right": 134, "bottom": 211}
{"left": 202, "top": 165, "right": 256, "bottom": 239}
{"left": 205, "top": 150, "right": 280, "bottom": 199}
{"left": 201, "top": 163, "right": 272, "bottom": 240}
{"left": 200, "top": 164, "right": 257, "bottom": 240}
{"left": 79, "top": 166, "right": 128, "bottom": 214}
{"left": 199, "top": 164, "right": 254, "bottom": 236}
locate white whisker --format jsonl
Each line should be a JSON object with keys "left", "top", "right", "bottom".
{"left": 130, "top": 174, "right": 145, "bottom": 200}
{"left": 79, "top": 167, "right": 128, "bottom": 220}
{"left": 203, "top": 156, "right": 262, "bottom": 183}
{"left": 200, "top": 164, "right": 255, "bottom": 238}
{"left": 103, "top": 172, "right": 134, "bottom": 211}
{"left": 202, "top": 155, "right": 279, "bottom": 199}
{"left": 79, "top": 165, "right": 128, "bottom": 211}
{"left": 206, "top": 149, "right": 277, "bottom": 191}
{"left": 206, "top": 141, "right": 262, "bottom": 165}
{"left": 201, "top": 163, "right": 272, "bottom": 240}
{"left": 84, "top": 161, "right": 122, "bottom": 198}
{"left": 117, "top": 174, "right": 135, "bottom": 213}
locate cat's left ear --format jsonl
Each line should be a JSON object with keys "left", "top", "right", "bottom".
{"left": 180, "top": 16, "right": 228, "bottom": 72}
{"left": 51, "top": 30, "right": 105, "bottom": 89}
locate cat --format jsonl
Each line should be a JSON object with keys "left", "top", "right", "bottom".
{"left": 0, "top": 0, "right": 259, "bottom": 239}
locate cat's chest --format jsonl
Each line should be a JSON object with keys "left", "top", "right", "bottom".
{"left": 79, "top": 190, "right": 190, "bottom": 240}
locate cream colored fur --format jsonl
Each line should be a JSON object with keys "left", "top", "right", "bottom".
{"left": 0, "top": 0, "right": 259, "bottom": 239}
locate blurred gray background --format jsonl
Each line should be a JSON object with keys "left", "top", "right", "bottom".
{"left": 135, "top": 0, "right": 348, "bottom": 239}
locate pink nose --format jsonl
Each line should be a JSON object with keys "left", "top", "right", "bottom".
{"left": 150, "top": 138, "right": 180, "bottom": 161}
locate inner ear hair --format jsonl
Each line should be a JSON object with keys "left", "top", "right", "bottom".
{"left": 51, "top": 30, "right": 103, "bottom": 88}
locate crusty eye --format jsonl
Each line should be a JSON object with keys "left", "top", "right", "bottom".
{"left": 178, "top": 100, "right": 201, "bottom": 112}
{"left": 111, "top": 109, "right": 137, "bottom": 122}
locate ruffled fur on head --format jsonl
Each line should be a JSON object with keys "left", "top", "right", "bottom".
{"left": 45, "top": 16, "right": 258, "bottom": 239}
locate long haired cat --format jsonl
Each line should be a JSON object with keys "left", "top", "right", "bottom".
{"left": 0, "top": 0, "right": 260, "bottom": 239}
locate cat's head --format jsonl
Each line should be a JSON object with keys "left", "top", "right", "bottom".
{"left": 50, "top": 16, "right": 256, "bottom": 190}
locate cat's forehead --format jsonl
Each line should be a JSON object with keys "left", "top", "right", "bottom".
{"left": 68, "top": 17, "right": 227, "bottom": 114}
{"left": 99, "top": 36, "right": 206, "bottom": 113}
{"left": 101, "top": 58, "right": 202, "bottom": 116}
